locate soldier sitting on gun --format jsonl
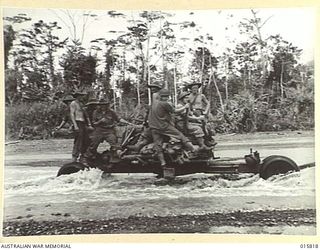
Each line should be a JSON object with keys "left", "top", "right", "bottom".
{"left": 175, "top": 91, "right": 212, "bottom": 151}
{"left": 148, "top": 89, "right": 197, "bottom": 167}
{"left": 187, "top": 82, "right": 216, "bottom": 146}
{"left": 84, "top": 99, "right": 134, "bottom": 160}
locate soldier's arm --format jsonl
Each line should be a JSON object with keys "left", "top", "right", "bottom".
{"left": 92, "top": 111, "right": 104, "bottom": 125}
{"left": 56, "top": 120, "right": 66, "bottom": 130}
{"left": 175, "top": 103, "right": 189, "bottom": 113}
{"left": 118, "top": 114, "right": 134, "bottom": 126}
{"left": 119, "top": 118, "right": 134, "bottom": 125}
{"left": 202, "top": 94, "right": 210, "bottom": 115}
{"left": 56, "top": 111, "right": 69, "bottom": 130}
{"left": 164, "top": 102, "right": 175, "bottom": 114}
{"left": 83, "top": 109, "right": 92, "bottom": 127}
{"left": 111, "top": 110, "right": 134, "bottom": 126}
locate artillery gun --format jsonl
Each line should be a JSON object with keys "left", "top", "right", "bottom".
{"left": 57, "top": 126, "right": 314, "bottom": 179}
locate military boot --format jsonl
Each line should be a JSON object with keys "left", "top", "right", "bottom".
{"left": 196, "top": 137, "right": 212, "bottom": 151}
{"left": 158, "top": 152, "right": 166, "bottom": 167}
{"left": 184, "top": 141, "right": 197, "bottom": 153}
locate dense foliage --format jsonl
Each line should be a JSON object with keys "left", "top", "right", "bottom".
{"left": 4, "top": 10, "right": 314, "bottom": 139}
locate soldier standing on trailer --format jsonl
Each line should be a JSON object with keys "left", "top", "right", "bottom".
{"left": 187, "top": 82, "right": 210, "bottom": 117}
{"left": 70, "top": 91, "right": 93, "bottom": 162}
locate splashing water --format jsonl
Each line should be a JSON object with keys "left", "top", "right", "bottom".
{"left": 4, "top": 164, "right": 315, "bottom": 205}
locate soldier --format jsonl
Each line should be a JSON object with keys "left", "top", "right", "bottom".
{"left": 187, "top": 82, "right": 210, "bottom": 116}
{"left": 149, "top": 89, "right": 196, "bottom": 167}
{"left": 187, "top": 82, "right": 216, "bottom": 146}
{"left": 175, "top": 91, "right": 212, "bottom": 151}
{"left": 126, "top": 83, "right": 162, "bottom": 152}
{"left": 70, "top": 91, "right": 93, "bottom": 162}
{"left": 84, "top": 99, "right": 134, "bottom": 159}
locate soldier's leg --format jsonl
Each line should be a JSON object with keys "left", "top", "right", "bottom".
{"left": 72, "top": 122, "right": 82, "bottom": 161}
{"left": 205, "top": 113, "right": 217, "bottom": 146}
{"left": 104, "top": 128, "right": 118, "bottom": 151}
{"left": 163, "top": 124, "right": 196, "bottom": 152}
{"left": 151, "top": 129, "right": 166, "bottom": 166}
{"left": 85, "top": 129, "right": 104, "bottom": 158}
{"left": 78, "top": 122, "right": 89, "bottom": 156}
{"left": 188, "top": 123, "right": 212, "bottom": 150}
{"left": 205, "top": 122, "right": 217, "bottom": 146}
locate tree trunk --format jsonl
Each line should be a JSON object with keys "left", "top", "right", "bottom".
{"left": 160, "top": 20, "right": 166, "bottom": 89}
{"left": 200, "top": 46, "right": 205, "bottom": 85}
{"left": 136, "top": 56, "right": 141, "bottom": 107}
{"left": 173, "top": 66, "right": 177, "bottom": 106}
{"left": 280, "top": 62, "right": 284, "bottom": 101}
{"left": 47, "top": 33, "right": 55, "bottom": 88}
{"left": 146, "top": 26, "right": 152, "bottom": 105}
{"left": 211, "top": 69, "right": 224, "bottom": 112}
{"left": 225, "top": 59, "right": 229, "bottom": 102}
{"left": 113, "top": 88, "right": 117, "bottom": 111}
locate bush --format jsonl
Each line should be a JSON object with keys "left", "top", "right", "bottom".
{"left": 5, "top": 101, "right": 66, "bottom": 139}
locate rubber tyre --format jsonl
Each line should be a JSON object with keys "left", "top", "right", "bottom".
{"left": 260, "top": 155, "right": 299, "bottom": 180}
{"left": 57, "top": 162, "right": 86, "bottom": 177}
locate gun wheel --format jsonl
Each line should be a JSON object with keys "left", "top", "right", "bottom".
{"left": 57, "top": 162, "right": 86, "bottom": 177}
{"left": 259, "top": 155, "right": 299, "bottom": 180}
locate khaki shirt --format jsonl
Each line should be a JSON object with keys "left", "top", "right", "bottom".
{"left": 149, "top": 101, "right": 174, "bottom": 130}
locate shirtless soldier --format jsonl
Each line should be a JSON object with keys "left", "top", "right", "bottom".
{"left": 70, "top": 91, "right": 93, "bottom": 162}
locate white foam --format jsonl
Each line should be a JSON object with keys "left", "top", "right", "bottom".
{"left": 4, "top": 166, "right": 315, "bottom": 204}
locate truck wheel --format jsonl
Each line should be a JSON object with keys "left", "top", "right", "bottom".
{"left": 260, "top": 155, "right": 299, "bottom": 180}
{"left": 57, "top": 162, "right": 86, "bottom": 177}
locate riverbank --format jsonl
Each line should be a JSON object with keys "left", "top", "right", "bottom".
{"left": 3, "top": 209, "right": 316, "bottom": 236}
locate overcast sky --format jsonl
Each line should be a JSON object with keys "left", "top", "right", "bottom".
{"left": 3, "top": 7, "right": 316, "bottom": 63}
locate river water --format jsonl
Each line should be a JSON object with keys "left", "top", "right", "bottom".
{"left": 4, "top": 139, "right": 315, "bottom": 207}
